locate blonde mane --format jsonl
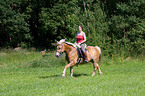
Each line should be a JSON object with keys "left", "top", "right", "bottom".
{"left": 65, "top": 42, "right": 76, "bottom": 48}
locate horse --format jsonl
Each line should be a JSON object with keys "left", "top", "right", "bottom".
{"left": 56, "top": 39, "right": 102, "bottom": 77}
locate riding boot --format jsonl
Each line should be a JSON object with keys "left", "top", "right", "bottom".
{"left": 84, "top": 52, "right": 88, "bottom": 63}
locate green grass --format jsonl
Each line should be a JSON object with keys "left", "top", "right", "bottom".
{"left": 0, "top": 49, "right": 145, "bottom": 96}
{"left": 0, "top": 49, "right": 41, "bottom": 68}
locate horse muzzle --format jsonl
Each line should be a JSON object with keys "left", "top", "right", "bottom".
{"left": 56, "top": 52, "right": 61, "bottom": 58}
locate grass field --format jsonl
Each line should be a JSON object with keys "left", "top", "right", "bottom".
{"left": 0, "top": 49, "right": 145, "bottom": 96}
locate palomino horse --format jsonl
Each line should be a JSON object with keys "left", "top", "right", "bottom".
{"left": 56, "top": 39, "right": 102, "bottom": 77}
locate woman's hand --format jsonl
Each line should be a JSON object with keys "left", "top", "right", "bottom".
{"left": 75, "top": 43, "right": 81, "bottom": 48}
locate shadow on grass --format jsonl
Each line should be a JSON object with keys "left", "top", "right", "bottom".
{"left": 73, "top": 73, "right": 88, "bottom": 77}
{"left": 39, "top": 73, "right": 88, "bottom": 78}
{"left": 39, "top": 75, "right": 61, "bottom": 79}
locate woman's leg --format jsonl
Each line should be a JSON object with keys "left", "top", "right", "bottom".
{"left": 81, "top": 43, "right": 88, "bottom": 63}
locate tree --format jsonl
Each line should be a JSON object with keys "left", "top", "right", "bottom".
{"left": 40, "top": 0, "right": 81, "bottom": 48}
{"left": 108, "top": 0, "right": 145, "bottom": 55}
{"left": 0, "top": 0, "right": 30, "bottom": 47}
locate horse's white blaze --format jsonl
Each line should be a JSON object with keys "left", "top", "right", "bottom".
{"left": 95, "top": 46, "right": 101, "bottom": 54}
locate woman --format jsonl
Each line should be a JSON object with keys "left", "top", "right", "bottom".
{"left": 75, "top": 25, "right": 88, "bottom": 63}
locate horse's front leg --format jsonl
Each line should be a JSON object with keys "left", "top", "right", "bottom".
{"left": 70, "top": 66, "right": 73, "bottom": 77}
{"left": 62, "top": 61, "right": 75, "bottom": 77}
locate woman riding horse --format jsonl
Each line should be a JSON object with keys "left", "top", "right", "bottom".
{"left": 56, "top": 39, "right": 102, "bottom": 77}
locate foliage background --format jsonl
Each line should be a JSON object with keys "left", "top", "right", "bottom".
{"left": 0, "top": 0, "right": 145, "bottom": 57}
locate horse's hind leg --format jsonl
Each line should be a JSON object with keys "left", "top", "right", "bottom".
{"left": 96, "top": 63, "right": 102, "bottom": 75}
{"left": 92, "top": 62, "right": 97, "bottom": 76}
{"left": 92, "top": 62, "right": 102, "bottom": 76}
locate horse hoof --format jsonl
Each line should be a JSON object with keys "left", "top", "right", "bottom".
{"left": 62, "top": 74, "right": 65, "bottom": 77}
{"left": 100, "top": 72, "right": 103, "bottom": 75}
{"left": 91, "top": 73, "right": 95, "bottom": 77}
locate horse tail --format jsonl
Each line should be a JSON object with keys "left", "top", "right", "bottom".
{"left": 95, "top": 46, "right": 101, "bottom": 62}
{"left": 99, "top": 54, "right": 102, "bottom": 63}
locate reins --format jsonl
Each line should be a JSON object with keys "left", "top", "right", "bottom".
{"left": 63, "top": 43, "right": 77, "bottom": 58}
{"left": 67, "top": 48, "right": 77, "bottom": 58}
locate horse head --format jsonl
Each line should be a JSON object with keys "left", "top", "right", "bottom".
{"left": 56, "top": 39, "right": 66, "bottom": 58}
